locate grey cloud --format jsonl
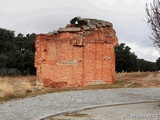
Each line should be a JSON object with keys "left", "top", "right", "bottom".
{"left": 0, "top": 0, "right": 159, "bottom": 61}
{"left": 12, "top": 6, "right": 101, "bottom": 34}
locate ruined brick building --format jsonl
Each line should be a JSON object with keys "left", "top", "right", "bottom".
{"left": 35, "top": 17, "right": 118, "bottom": 88}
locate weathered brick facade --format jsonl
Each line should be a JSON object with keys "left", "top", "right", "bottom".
{"left": 35, "top": 17, "right": 118, "bottom": 88}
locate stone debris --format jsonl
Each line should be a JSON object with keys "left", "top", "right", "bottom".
{"left": 58, "top": 27, "right": 81, "bottom": 32}
{"left": 50, "top": 17, "right": 113, "bottom": 34}
{"left": 81, "top": 25, "right": 90, "bottom": 31}
{"left": 52, "top": 30, "right": 59, "bottom": 34}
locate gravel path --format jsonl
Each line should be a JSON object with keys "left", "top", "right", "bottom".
{"left": 52, "top": 102, "right": 160, "bottom": 120}
{"left": 0, "top": 88, "right": 159, "bottom": 120}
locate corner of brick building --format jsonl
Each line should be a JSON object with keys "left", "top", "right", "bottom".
{"left": 34, "top": 17, "right": 118, "bottom": 88}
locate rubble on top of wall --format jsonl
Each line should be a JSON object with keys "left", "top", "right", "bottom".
{"left": 49, "top": 17, "right": 114, "bottom": 35}
{"left": 70, "top": 17, "right": 113, "bottom": 27}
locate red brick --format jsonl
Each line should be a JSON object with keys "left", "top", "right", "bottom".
{"left": 35, "top": 17, "right": 118, "bottom": 88}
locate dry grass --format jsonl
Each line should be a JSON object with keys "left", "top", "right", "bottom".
{"left": 35, "top": 78, "right": 44, "bottom": 89}
{"left": 19, "top": 80, "right": 32, "bottom": 93}
{"left": 116, "top": 72, "right": 149, "bottom": 81}
{"left": 116, "top": 71, "right": 160, "bottom": 87}
{"left": 0, "top": 72, "right": 159, "bottom": 103}
{"left": 0, "top": 82, "right": 15, "bottom": 97}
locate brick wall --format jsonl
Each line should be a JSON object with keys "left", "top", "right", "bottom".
{"left": 35, "top": 17, "right": 118, "bottom": 88}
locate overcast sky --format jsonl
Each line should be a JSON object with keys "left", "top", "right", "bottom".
{"left": 0, "top": 0, "right": 159, "bottom": 62}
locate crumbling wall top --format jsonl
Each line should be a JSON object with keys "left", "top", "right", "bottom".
{"left": 48, "top": 17, "right": 114, "bottom": 34}
{"left": 70, "top": 17, "right": 113, "bottom": 27}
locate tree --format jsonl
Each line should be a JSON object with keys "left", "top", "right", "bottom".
{"left": 0, "top": 28, "right": 15, "bottom": 53}
{"left": 14, "top": 50, "right": 25, "bottom": 75}
{"left": 0, "top": 54, "right": 8, "bottom": 76}
{"left": 23, "top": 49, "right": 35, "bottom": 75}
{"left": 14, "top": 33, "right": 36, "bottom": 75}
{"left": 25, "top": 33, "right": 36, "bottom": 53}
{"left": 0, "top": 28, "right": 36, "bottom": 76}
{"left": 137, "top": 59, "right": 157, "bottom": 72}
{"left": 156, "top": 57, "right": 160, "bottom": 70}
{"left": 115, "top": 43, "right": 158, "bottom": 72}
{"left": 146, "top": 0, "right": 160, "bottom": 52}
{"left": 115, "top": 43, "right": 138, "bottom": 72}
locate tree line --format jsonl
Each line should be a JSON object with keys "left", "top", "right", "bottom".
{"left": 115, "top": 43, "right": 160, "bottom": 72}
{"left": 0, "top": 28, "right": 160, "bottom": 76}
{"left": 0, "top": 28, "right": 36, "bottom": 76}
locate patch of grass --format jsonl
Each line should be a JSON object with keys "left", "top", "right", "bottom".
{"left": 116, "top": 72, "right": 151, "bottom": 81}
{"left": 0, "top": 80, "right": 144, "bottom": 103}
{"left": 35, "top": 78, "right": 44, "bottom": 89}
{"left": 19, "top": 81, "right": 32, "bottom": 93}
{"left": 124, "top": 72, "right": 149, "bottom": 78}
{"left": 0, "top": 72, "right": 159, "bottom": 103}
{"left": 84, "top": 81, "right": 126, "bottom": 90}
{"left": 0, "top": 82, "right": 15, "bottom": 97}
